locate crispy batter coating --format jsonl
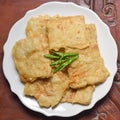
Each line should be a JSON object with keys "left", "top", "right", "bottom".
{"left": 66, "top": 24, "right": 110, "bottom": 89}
{"left": 12, "top": 16, "right": 110, "bottom": 108}
{"left": 61, "top": 85, "right": 95, "bottom": 105}
{"left": 47, "top": 16, "right": 89, "bottom": 51}
{"left": 24, "top": 72, "right": 69, "bottom": 108}
{"left": 26, "top": 15, "right": 50, "bottom": 37}
{"left": 12, "top": 37, "right": 52, "bottom": 82}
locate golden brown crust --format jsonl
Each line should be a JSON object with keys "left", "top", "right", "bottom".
{"left": 12, "top": 37, "right": 52, "bottom": 82}
{"left": 12, "top": 16, "right": 110, "bottom": 108}
{"left": 67, "top": 24, "right": 110, "bottom": 89}
{"left": 61, "top": 85, "right": 95, "bottom": 105}
{"left": 24, "top": 72, "right": 69, "bottom": 108}
{"left": 47, "top": 16, "right": 89, "bottom": 51}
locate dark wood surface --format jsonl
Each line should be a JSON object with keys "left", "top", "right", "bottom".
{"left": 0, "top": 0, "right": 120, "bottom": 120}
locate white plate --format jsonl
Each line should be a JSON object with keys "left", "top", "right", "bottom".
{"left": 3, "top": 2, "right": 118, "bottom": 117}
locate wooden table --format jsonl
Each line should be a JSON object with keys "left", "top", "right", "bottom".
{"left": 0, "top": 0, "right": 120, "bottom": 120}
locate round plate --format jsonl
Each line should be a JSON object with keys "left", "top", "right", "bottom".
{"left": 3, "top": 2, "right": 118, "bottom": 117}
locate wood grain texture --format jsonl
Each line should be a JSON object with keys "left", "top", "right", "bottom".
{"left": 0, "top": 0, "right": 120, "bottom": 120}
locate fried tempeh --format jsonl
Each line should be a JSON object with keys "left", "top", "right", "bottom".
{"left": 66, "top": 24, "right": 109, "bottom": 89}
{"left": 24, "top": 72, "right": 69, "bottom": 108}
{"left": 61, "top": 85, "right": 95, "bottom": 105}
{"left": 12, "top": 37, "right": 52, "bottom": 82}
{"left": 26, "top": 15, "right": 51, "bottom": 37}
{"left": 47, "top": 16, "right": 89, "bottom": 51}
{"left": 12, "top": 15, "right": 110, "bottom": 108}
